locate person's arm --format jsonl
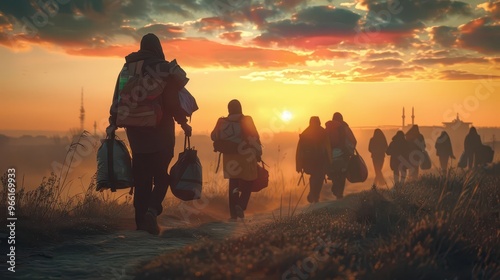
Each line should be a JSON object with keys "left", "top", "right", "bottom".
{"left": 106, "top": 73, "right": 121, "bottom": 136}
{"left": 158, "top": 61, "right": 192, "bottom": 135}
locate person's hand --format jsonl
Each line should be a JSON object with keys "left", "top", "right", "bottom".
{"left": 106, "top": 124, "right": 117, "bottom": 138}
{"left": 256, "top": 154, "right": 262, "bottom": 162}
{"left": 181, "top": 122, "right": 192, "bottom": 137}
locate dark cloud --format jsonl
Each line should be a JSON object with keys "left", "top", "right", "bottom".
{"left": 219, "top": 31, "right": 242, "bottom": 42}
{"left": 430, "top": 26, "right": 458, "bottom": 47}
{"left": 194, "top": 16, "right": 237, "bottom": 33}
{"left": 412, "top": 56, "right": 489, "bottom": 66}
{"left": 362, "top": 0, "right": 473, "bottom": 24}
{"left": 137, "top": 24, "right": 185, "bottom": 39}
{"left": 439, "top": 69, "right": 500, "bottom": 80}
{"left": 459, "top": 17, "right": 500, "bottom": 54}
{"left": 254, "top": 6, "right": 361, "bottom": 48}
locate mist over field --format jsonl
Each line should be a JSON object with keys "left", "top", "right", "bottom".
{"left": 2, "top": 125, "right": 498, "bottom": 196}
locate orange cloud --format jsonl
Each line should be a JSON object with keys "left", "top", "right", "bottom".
{"left": 65, "top": 38, "right": 308, "bottom": 68}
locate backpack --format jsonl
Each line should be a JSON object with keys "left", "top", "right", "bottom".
{"left": 170, "top": 137, "right": 203, "bottom": 201}
{"left": 116, "top": 60, "right": 165, "bottom": 127}
{"left": 212, "top": 116, "right": 244, "bottom": 154}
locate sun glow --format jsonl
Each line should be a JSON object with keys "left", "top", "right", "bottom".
{"left": 280, "top": 110, "right": 293, "bottom": 123}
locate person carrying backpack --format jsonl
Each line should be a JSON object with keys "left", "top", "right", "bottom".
{"left": 296, "top": 116, "right": 332, "bottom": 203}
{"left": 106, "top": 33, "right": 192, "bottom": 235}
{"left": 325, "top": 112, "right": 357, "bottom": 199}
{"left": 368, "top": 129, "right": 388, "bottom": 188}
{"left": 211, "top": 100, "right": 262, "bottom": 221}
{"left": 386, "top": 131, "right": 410, "bottom": 187}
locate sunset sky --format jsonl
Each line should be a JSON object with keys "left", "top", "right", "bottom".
{"left": 1, "top": 0, "right": 499, "bottom": 136}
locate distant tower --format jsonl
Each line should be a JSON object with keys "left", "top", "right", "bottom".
{"left": 402, "top": 107, "right": 405, "bottom": 130}
{"left": 80, "top": 87, "right": 85, "bottom": 131}
{"left": 411, "top": 107, "right": 415, "bottom": 126}
{"left": 93, "top": 121, "right": 97, "bottom": 135}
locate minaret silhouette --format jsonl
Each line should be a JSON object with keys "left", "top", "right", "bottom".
{"left": 80, "top": 87, "right": 85, "bottom": 131}
{"left": 402, "top": 107, "right": 405, "bottom": 130}
{"left": 411, "top": 107, "right": 415, "bottom": 126}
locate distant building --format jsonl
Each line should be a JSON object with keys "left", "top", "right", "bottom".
{"left": 442, "top": 114, "right": 472, "bottom": 135}
{"left": 80, "top": 87, "right": 85, "bottom": 131}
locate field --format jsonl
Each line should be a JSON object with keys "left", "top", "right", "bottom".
{"left": 1, "top": 161, "right": 499, "bottom": 279}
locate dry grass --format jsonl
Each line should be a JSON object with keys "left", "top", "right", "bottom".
{"left": 0, "top": 131, "right": 133, "bottom": 247}
{"left": 135, "top": 168, "right": 500, "bottom": 280}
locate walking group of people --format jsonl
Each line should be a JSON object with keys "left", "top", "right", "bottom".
{"left": 295, "top": 114, "right": 357, "bottom": 203}
{"left": 297, "top": 120, "right": 491, "bottom": 204}
{"left": 105, "top": 33, "right": 492, "bottom": 235}
{"left": 106, "top": 33, "right": 265, "bottom": 233}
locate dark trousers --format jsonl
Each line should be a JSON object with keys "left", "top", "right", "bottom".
{"left": 132, "top": 150, "right": 173, "bottom": 228}
{"left": 228, "top": 179, "right": 252, "bottom": 219}
{"left": 331, "top": 158, "right": 348, "bottom": 199}
{"left": 393, "top": 167, "right": 407, "bottom": 186}
{"left": 439, "top": 156, "right": 449, "bottom": 171}
{"left": 308, "top": 172, "right": 325, "bottom": 203}
{"left": 372, "top": 157, "right": 386, "bottom": 186}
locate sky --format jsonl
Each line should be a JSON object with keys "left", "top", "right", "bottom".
{"left": 1, "top": 0, "right": 500, "bottom": 136}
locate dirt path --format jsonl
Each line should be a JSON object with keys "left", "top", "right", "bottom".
{"left": 10, "top": 208, "right": 282, "bottom": 280}
{"left": 8, "top": 183, "right": 370, "bottom": 280}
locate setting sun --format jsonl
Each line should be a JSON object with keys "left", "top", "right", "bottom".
{"left": 280, "top": 110, "right": 293, "bottom": 123}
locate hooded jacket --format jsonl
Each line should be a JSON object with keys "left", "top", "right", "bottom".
{"left": 109, "top": 34, "right": 188, "bottom": 154}
{"left": 435, "top": 132, "right": 454, "bottom": 158}
{"left": 325, "top": 113, "right": 357, "bottom": 157}
{"left": 296, "top": 121, "right": 332, "bottom": 174}
{"left": 386, "top": 131, "right": 410, "bottom": 171}
{"left": 369, "top": 129, "right": 388, "bottom": 159}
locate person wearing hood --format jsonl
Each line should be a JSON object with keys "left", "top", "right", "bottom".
{"left": 405, "top": 125, "right": 426, "bottom": 180}
{"left": 464, "top": 126, "right": 482, "bottom": 169}
{"left": 106, "top": 33, "right": 192, "bottom": 235}
{"left": 296, "top": 116, "right": 332, "bottom": 203}
{"left": 386, "top": 131, "right": 410, "bottom": 186}
{"left": 435, "top": 131, "right": 455, "bottom": 172}
{"left": 325, "top": 112, "right": 357, "bottom": 199}
{"left": 368, "top": 129, "right": 388, "bottom": 188}
{"left": 211, "top": 100, "right": 262, "bottom": 221}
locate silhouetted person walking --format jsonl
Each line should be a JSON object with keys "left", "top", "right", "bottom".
{"left": 405, "top": 125, "right": 426, "bottom": 180}
{"left": 296, "top": 117, "right": 332, "bottom": 203}
{"left": 211, "top": 100, "right": 262, "bottom": 221}
{"left": 106, "top": 33, "right": 192, "bottom": 235}
{"left": 325, "top": 112, "right": 357, "bottom": 199}
{"left": 368, "top": 129, "right": 388, "bottom": 188}
{"left": 435, "top": 131, "right": 455, "bottom": 172}
{"left": 386, "top": 131, "right": 409, "bottom": 186}
{"left": 464, "top": 126, "right": 482, "bottom": 169}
